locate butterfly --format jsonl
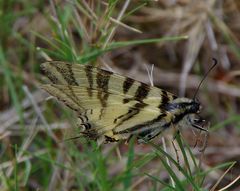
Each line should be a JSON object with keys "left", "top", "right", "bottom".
{"left": 40, "top": 61, "right": 209, "bottom": 143}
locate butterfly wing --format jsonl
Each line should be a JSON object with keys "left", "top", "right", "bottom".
{"left": 41, "top": 61, "right": 177, "bottom": 142}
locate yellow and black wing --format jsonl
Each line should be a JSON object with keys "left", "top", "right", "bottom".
{"left": 41, "top": 61, "right": 177, "bottom": 142}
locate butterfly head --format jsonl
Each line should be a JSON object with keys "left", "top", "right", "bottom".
{"left": 166, "top": 97, "right": 201, "bottom": 115}
{"left": 165, "top": 97, "right": 206, "bottom": 131}
{"left": 180, "top": 98, "right": 207, "bottom": 131}
{"left": 187, "top": 98, "right": 202, "bottom": 114}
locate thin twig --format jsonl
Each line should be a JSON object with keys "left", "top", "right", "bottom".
{"left": 218, "top": 174, "right": 240, "bottom": 191}
{"left": 109, "top": 17, "right": 142, "bottom": 33}
{"left": 210, "top": 162, "right": 236, "bottom": 191}
{"left": 103, "top": 0, "right": 131, "bottom": 48}
{"left": 23, "top": 86, "right": 59, "bottom": 142}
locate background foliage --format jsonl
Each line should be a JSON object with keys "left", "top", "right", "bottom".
{"left": 0, "top": 0, "right": 240, "bottom": 190}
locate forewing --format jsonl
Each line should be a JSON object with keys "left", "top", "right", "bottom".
{"left": 41, "top": 62, "right": 176, "bottom": 142}
{"left": 40, "top": 61, "right": 177, "bottom": 107}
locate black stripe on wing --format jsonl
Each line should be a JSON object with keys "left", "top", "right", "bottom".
{"left": 54, "top": 63, "right": 78, "bottom": 85}
{"left": 114, "top": 113, "right": 167, "bottom": 135}
{"left": 123, "top": 77, "right": 134, "bottom": 94}
{"left": 96, "top": 69, "right": 112, "bottom": 108}
{"left": 84, "top": 65, "right": 94, "bottom": 97}
{"left": 41, "top": 62, "right": 79, "bottom": 85}
{"left": 114, "top": 83, "right": 150, "bottom": 126}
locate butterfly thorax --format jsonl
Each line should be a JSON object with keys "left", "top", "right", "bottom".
{"left": 163, "top": 97, "right": 201, "bottom": 124}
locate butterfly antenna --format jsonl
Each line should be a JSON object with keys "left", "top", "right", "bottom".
{"left": 193, "top": 58, "right": 218, "bottom": 100}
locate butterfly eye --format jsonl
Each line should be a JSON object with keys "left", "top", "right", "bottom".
{"left": 193, "top": 117, "right": 205, "bottom": 124}
{"left": 191, "top": 116, "right": 207, "bottom": 131}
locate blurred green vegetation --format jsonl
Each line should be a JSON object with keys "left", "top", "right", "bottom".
{"left": 0, "top": 0, "right": 240, "bottom": 190}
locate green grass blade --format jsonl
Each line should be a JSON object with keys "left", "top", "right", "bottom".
{"left": 175, "top": 133, "right": 193, "bottom": 177}
{"left": 0, "top": 46, "right": 24, "bottom": 126}
{"left": 23, "top": 160, "right": 31, "bottom": 186}
{"left": 198, "top": 161, "right": 236, "bottom": 177}
{"left": 149, "top": 141, "right": 201, "bottom": 191}
{"left": 108, "top": 36, "right": 188, "bottom": 49}
{"left": 131, "top": 153, "right": 156, "bottom": 169}
{"left": 33, "top": 32, "right": 68, "bottom": 57}
{"left": 123, "top": 137, "right": 135, "bottom": 189}
{"left": 145, "top": 173, "right": 176, "bottom": 190}
{"left": 211, "top": 115, "right": 240, "bottom": 131}
{"left": 14, "top": 144, "right": 19, "bottom": 191}
{"left": 77, "top": 36, "right": 188, "bottom": 64}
